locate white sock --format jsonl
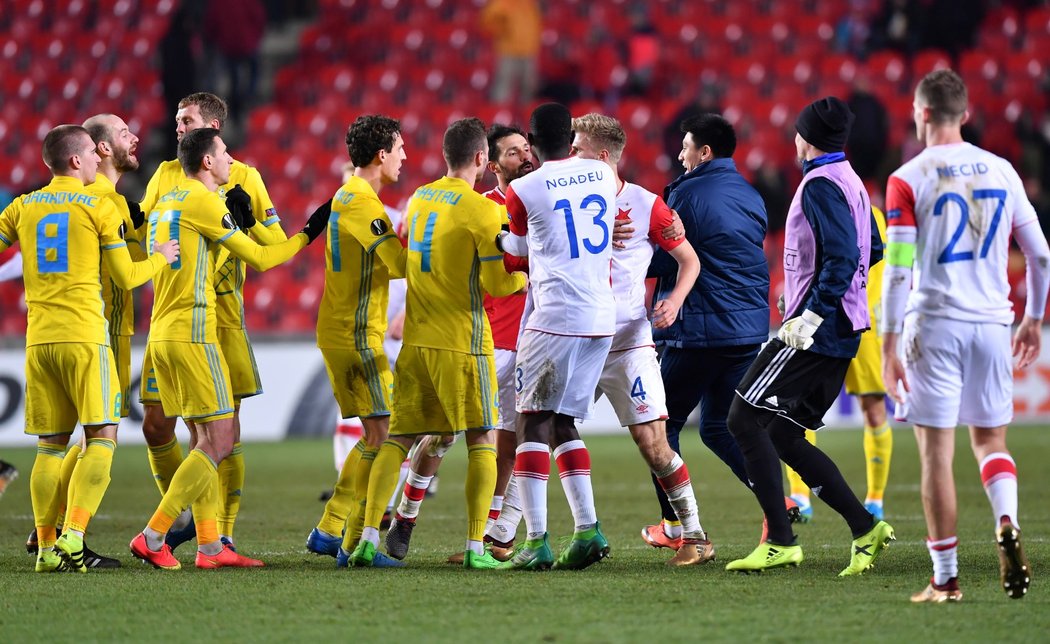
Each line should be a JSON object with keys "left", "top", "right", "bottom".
{"left": 396, "top": 470, "right": 433, "bottom": 520}
{"left": 514, "top": 442, "right": 549, "bottom": 540}
{"left": 143, "top": 528, "right": 165, "bottom": 551}
{"left": 927, "top": 536, "right": 959, "bottom": 586}
{"left": 979, "top": 452, "right": 1019, "bottom": 530}
{"left": 466, "top": 539, "right": 484, "bottom": 556}
{"left": 387, "top": 461, "right": 412, "bottom": 513}
{"left": 488, "top": 476, "right": 523, "bottom": 543}
{"left": 485, "top": 495, "right": 504, "bottom": 532}
{"left": 662, "top": 519, "right": 682, "bottom": 539}
{"left": 360, "top": 526, "right": 380, "bottom": 547}
{"left": 653, "top": 454, "right": 704, "bottom": 538}
{"left": 198, "top": 540, "right": 223, "bottom": 556}
{"left": 553, "top": 440, "right": 597, "bottom": 532}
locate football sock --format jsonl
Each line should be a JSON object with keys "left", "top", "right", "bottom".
{"left": 217, "top": 442, "right": 244, "bottom": 539}
{"left": 395, "top": 469, "right": 432, "bottom": 521}
{"left": 55, "top": 442, "right": 82, "bottom": 527}
{"left": 979, "top": 452, "right": 1018, "bottom": 529}
{"left": 466, "top": 539, "right": 484, "bottom": 556}
{"left": 863, "top": 422, "right": 892, "bottom": 503}
{"left": 514, "top": 442, "right": 550, "bottom": 539}
{"left": 784, "top": 429, "right": 816, "bottom": 498}
{"left": 726, "top": 400, "right": 794, "bottom": 544}
{"left": 653, "top": 453, "right": 704, "bottom": 537}
{"left": 488, "top": 476, "right": 523, "bottom": 542}
{"left": 389, "top": 460, "right": 411, "bottom": 511}
{"left": 317, "top": 439, "right": 365, "bottom": 536}
{"left": 768, "top": 416, "right": 872, "bottom": 538}
{"left": 194, "top": 472, "right": 222, "bottom": 556}
{"left": 662, "top": 519, "right": 683, "bottom": 539}
{"left": 486, "top": 495, "right": 504, "bottom": 532}
{"left": 553, "top": 440, "right": 597, "bottom": 532}
{"left": 927, "top": 536, "right": 959, "bottom": 586}
{"left": 148, "top": 437, "right": 184, "bottom": 495}
{"left": 64, "top": 438, "right": 115, "bottom": 536}
{"left": 466, "top": 443, "right": 497, "bottom": 543}
{"left": 356, "top": 441, "right": 407, "bottom": 546}
{"left": 146, "top": 449, "right": 217, "bottom": 543}
{"left": 30, "top": 443, "right": 65, "bottom": 550}
{"left": 341, "top": 445, "right": 379, "bottom": 549}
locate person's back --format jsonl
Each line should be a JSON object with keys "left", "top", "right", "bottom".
{"left": 506, "top": 155, "right": 617, "bottom": 336}
{"left": 888, "top": 142, "right": 1032, "bottom": 324}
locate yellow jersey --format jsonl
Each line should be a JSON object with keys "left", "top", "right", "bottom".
{"left": 316, "top": 175, "right": 406, "bottom": 350}
{"left": 0, "top": 175, "right": 167, "bottom": 347}
{"left": 402, "top": 176, "right": 526, "bottom": 355}
{"left": 146, "top": 178, "right": 307, "bottom": 344}
{"left": 141, "top": 158, "right": 286, "bottom": 330}
{"left": 868, "top": 206, "right": 888, "bottom": 313}
{"left": 89, "top": 173, "right": 145, "bottom": 337}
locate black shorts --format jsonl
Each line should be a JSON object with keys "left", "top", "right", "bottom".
{"left": 734, "top": 338, "right": 851, "bottom": 429}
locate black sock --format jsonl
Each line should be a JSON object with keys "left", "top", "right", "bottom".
{"left": 727, "top": 397, "right": 793, "bottom": 544}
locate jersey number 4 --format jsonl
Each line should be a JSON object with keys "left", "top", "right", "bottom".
{"left": 935, "top": 189, "right": 1006, "bottom": 264}
{"left": 556, "top": 194, "right": 609, "bottom": 259}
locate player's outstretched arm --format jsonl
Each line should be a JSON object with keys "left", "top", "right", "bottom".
{"left": 502, "top": 186, "right": 529, "bottom": 257}
{"left": 219, "top": 229, "right": 307, "bottom": 272}
{"left": 652, "top": 239, "right": 699, "bottom": 329}
{"left": 475, "top": 201, "right": 528, "bottom": 297}
{"left": 103, "top": 240, "right": 176, "bottom": 288}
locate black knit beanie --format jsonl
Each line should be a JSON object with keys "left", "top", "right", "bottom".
{"left": 795, "top": 97, "right": 855, "bottom": 153}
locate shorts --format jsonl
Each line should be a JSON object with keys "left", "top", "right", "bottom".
{"left": 898, "top": 313, "right": 1012, "bottom": 428}
{"left": 110, "top": 334, "right": 132, "bottom": 417}
{"left": 389, "top": 345, "right": 498, "bottom": 436}
{"left": 140, "top": 341, "right": 161, "bottom": 405}
{"left": 151, "top": 341, "right": 235, "bottom": 422}
{"left": 735, "top": 338, "right": 851, "bottom": 430}
{"left": 844, "top": 327, "right": 885, "bottom": 396}
{"left": 494, "top": 348, "right": 518, "bottom": 432}
{"left": 596, "top": 346, "right": 667, "bottom": 426}
{"left": 320, "top": 347, "right": 393, "bottom": 419}
{"left": 25, "top": 343, "right": 122, "bottom": 435}
{"left": 515, "top": 330, "right": 613, "bottom": 419}
{"left": 219, "top": 326, "right": 263, "bottom": 400}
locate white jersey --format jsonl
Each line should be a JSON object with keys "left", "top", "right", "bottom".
{"left": 611, "top": 182, "right": 681, "bottom": 351}
{"left": 504, "top": 156, "right": 618, "bottom": 336}
{"left": 886, "top": 142, "right": 1038, "bottom": 324}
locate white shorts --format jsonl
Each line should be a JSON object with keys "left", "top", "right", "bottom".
{"left": 515, "top": 330, "right": 612, "bottom": 419}
{"left": 898, "top": 313, "right": 1013, "bottom": 428}
{"left": 595, "top": 346, "right": 667, "bottom": 426}
{"left": 495, "top": 348, "right": 519, "bottom": 432}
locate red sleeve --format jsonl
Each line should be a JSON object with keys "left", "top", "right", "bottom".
{"left": 885, "top": 175, "right": 917, "bottom": 228}
{"left": 505, "top": 185, "right": 528, "bottom": 236}
{"left": 646, "top": 196, "right": 684, "bottom": 251}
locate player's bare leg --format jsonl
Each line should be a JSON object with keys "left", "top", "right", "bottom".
{"left": 911, "top": 424, "right": 962, "bottom": 600}
{"left": 969, "top": 424, "right": 1028, "bottom": 598}
{"left": 628, "top": 419, "right": 713, "bottom": 566}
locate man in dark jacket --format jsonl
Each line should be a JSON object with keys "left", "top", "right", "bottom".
{"left": 642, "top": 114, "right": 775, "bottom": 549}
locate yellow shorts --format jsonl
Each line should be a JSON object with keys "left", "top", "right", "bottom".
{"left": 110, "top": 334, "right": 132, "bottom": 418}
{"left": 219, "top": 327, "right": 263, "bottom": 400}
{"left": 24, "top": 343, "right": 121, "bottom": 435}
{"left": 844, "top": 327, "right": 885, "bottom": 396}
{"left": 321, "top": 347, "right": 393, "bottom": 419}
{"left": 140, "top": 341, "right": 161, "bottom": 405}
{"left": 151, "top": 341, "right": 235, "bottom": 422}
{"left": 390, "top": 346, "right": 498, "bottom": 436}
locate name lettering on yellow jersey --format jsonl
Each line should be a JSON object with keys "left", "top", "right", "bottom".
{"left": 22, "top": 191, "right": 98, "bottom": 207}
{"left": 412, "top": 187, "right": 462, "bottom": 205}
{"left": 335, "top": 189, "right": 356, "bottom": 205}
{"left": 159, "top": 189, "right": 191, "bottom": 203}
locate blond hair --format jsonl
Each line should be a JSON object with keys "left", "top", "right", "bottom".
{"left": 571, "top": 113, "right": 626, "bottom": 161}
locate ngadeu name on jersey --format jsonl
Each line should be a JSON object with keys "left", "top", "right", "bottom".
{"left": 936, "top": 162, "right": 989, "bottom": 178}
{"left": 545, "top": 171, "right": 605, "bottom": 190}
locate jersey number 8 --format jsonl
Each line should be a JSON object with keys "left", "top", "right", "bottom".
{"left": 36, "top": 212, "right": 69, "bottom": 274}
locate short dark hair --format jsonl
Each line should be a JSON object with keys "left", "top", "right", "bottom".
{"left": 346, "top": 115, "right": 401, "bottom": 168}
{"left": 42, "top": 124, "right": 90, "bottom": 170}
{"left": 178, "top": 127, "right": 220, "bottom": 173}
{"left": 443, "top": 117, "right": 487, "bottom": 169}
{"left": 529, "top": 103, "right": 573, "bottom": 156}
{"left": 487, "top": 123, "right": 526, "bottom": 162}
{"left": 916, "top": 69, "right": 968, "bottom": 125}
{"left": 178, "top": 92, "right": 228, "bottom": 128}
{"left": 680, "top": 113, "right": 736, "bottom": 158}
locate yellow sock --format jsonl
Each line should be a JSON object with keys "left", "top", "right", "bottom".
{"left": 147, "top": 449, "right": 216, "bottom": 535}
{"left": 317, "top": 439, "right": 365, "bottom": 536}
{"left": 193, "top": 470, "right": 222, "bottom": 549}
{"left": 148, "top": 437, "right": 184, "bottom": 495}
{"left": 785, "top": 430, "right": 818, "bottom": 498}
{"left": 55, "top": 443, "right": 82, "bottom": 528}
{"left": 863, "top": 422, "right": 893, "bottom": 502}
{"left": 341, "top": 445, "right": 383, "bottom": 551}
{"left": 342, "top": 442, "right": 404, "bottom": 551}
{"left": 217, "top": 442, "right": 245, "bottom": 538}
{"left": 30, "top": 443, "right": 66, "bottom": 550}
{"left": 65, "top": 438, "right": 116, "bottom": 534}
{"left": 465, "top": 443, "right": 496, "bottom": 542}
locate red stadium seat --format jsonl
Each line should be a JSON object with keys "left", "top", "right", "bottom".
{"left": 911, "top": 49, "right": 952, "bottom": 76}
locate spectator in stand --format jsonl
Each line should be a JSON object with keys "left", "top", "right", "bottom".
{"left": 662, "top": 88, "right": 721, "bottom": 180}
{"left": 481, "top": 0, "right": 542, "bottom": 104}
{"left": 204, "top": 0, "right": 267, "bottom": 125}
{"left": 625, "top": 11, "right": 659, "bottom": 97}
{"left": 753, "top": 164, "right": 791, "bottom": 234}
{"left": 868, "top": 0, "right": 925, "bottom": 55}
{"left": 159, "top": 0, "right": 204, "bottom": 152}
{"left": 847, "top": 76, "right": 890, "bottom": 181}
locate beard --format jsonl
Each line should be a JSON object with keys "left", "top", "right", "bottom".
{"left": 503, "top": 160, "right": 535, "bottom": 183}
{"left": 113, "top": 146, "right": 140, "bottom": 173}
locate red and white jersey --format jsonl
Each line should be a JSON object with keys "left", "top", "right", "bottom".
{"left": 505, "top": 156, "right": 618, "bottom": 336}
{"left": 611, "top": 182, "right": 682, "bottom": 351}
{"left": 482, "top": 185, "right": 528, "bottom": 351}
{"left": 887, "top": 142, "right": 1038, "bottom": 324}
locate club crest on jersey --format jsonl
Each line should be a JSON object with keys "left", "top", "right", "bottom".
{"left": 221, "top": 213, "right": 236, "bottom": 230}
{"left": 370, "top": 219, "right": 388, "bottom": 236}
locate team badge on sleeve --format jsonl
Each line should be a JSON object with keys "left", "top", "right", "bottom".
{"left": 370, "top": 219, "right": 389, "bottom": 236}
{"left": 222, "top": 213, "right": 236, "bottom": 230}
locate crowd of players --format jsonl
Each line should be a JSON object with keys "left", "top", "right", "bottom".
{"left": 0, "top": 67, "right": 1041, "bottom": 602}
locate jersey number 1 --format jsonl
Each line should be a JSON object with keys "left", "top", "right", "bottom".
{"left": 410, "top": 211, "right": 438, "bottom": 272}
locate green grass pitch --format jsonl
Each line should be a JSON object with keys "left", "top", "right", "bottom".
{"left": 1, "top": 426, "right": 1047, "bottom": 642}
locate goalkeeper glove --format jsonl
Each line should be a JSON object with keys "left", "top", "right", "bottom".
{"left": 777, "top": 309, "right": 823, "bottom": 351}
{"left": 225, "top": 184, "right": 255, "bottom": 230}
{"left": 301, "top": 201, "right": 332, "bottom": 244}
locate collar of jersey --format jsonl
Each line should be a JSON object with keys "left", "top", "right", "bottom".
{"left": 802, "top": 151, "right": 846, "bottom": 175}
